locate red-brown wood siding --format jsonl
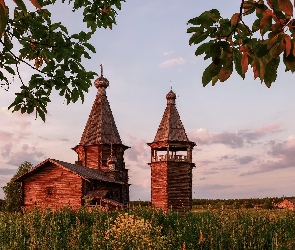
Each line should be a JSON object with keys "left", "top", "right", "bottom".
{"left": 23, "top": 163, "right": 83, "bottom": 210}
{"left": 167, "top": 162, "right": 192, "bottom": 212}
{"left": 150, "top": 161, "right": 193, "bottom": 213}
{"left": 75, "top": 145, "right": 86, "bottom": 166}
{"left": 151, "top": 163, "right": 168, "bottom": 211}
{"left": 86, "top": 145, "right": 99, "bottom": 169}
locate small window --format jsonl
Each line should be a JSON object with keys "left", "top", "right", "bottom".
{"left": 46, "top": 187, "right": 53, "bottom": 195}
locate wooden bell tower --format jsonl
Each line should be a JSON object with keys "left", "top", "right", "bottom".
{"left": 148, "top": 90, "right": 195, "bottom": 213}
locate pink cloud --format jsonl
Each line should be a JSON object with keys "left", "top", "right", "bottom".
{"left": 159, "top": 57, "right": 185, "bottom": 68}
{"left": 124, "top": 134, "right": 149, "bottom": 169}
{"left": 7, "top": 146, "right": 44, "bottom": 167}
{"left": 255, "top": 124, "right": 281, "bottom": 135}
{"left": 0, "top": 131, "right": 13, "bottom": 141}
{"left": 241, "top": 137, "right": 295, "bottom": 176}
{"left": 1, "top": 143, "right": 12, "bottom": 158}
{"left": 188, "top": 124, "right": 282, "bottom": 149}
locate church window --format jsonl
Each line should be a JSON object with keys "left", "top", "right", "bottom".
{"left": 46, "top": 187, "right": 53, "bottom": 195}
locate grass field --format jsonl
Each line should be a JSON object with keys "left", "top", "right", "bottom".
{"left": 0, "top": 207, "right": 295, "bottom": 249}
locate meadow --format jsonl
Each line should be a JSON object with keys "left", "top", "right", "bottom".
{"left": 0, "top": 207, "right": 295, "bottom": 249}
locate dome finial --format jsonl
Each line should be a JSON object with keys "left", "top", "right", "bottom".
{"left": 100, "top": 63, "right": 103, "bottom": 77}
{"left": 94, "top": 63, "right": 109, "bottom": 89}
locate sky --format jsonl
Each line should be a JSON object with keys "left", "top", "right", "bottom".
{"left": 1, "top": 0, "right": 295, "bottom": 201}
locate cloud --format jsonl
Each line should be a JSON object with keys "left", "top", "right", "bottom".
{"left": 220, "top": 155, "right": 229, "bottom": 160}
{"left": 241, "top": 137, "right": 295, "bottom": 176}
{"left": 190, "top": 128, "right": 210, "bottom": 144}
{"left": 212, "top": 132, "right": 244, "bottom": 148}
{"left": 60, "top": 138, "right": 70, "bottom": 142}
{"left": 6, "top": 145, "right": 45, "bottom": 167}
{"left": 0, "top": 130, "right": 13, "bottom": 141}
{"left": 159, "top": 57, "right": 185, "bottom": 68}
{"left": 0, "top": 168, "right": 17, "bottom": 175}
{"left": 189, "top": 129, "right": 243, "bottom": 148}
{"left": 234, "top": 156, "right": 255, "bottom": 165}
{"left": 240, "top": 124, "right": 282, "bottom": 142}
{"left": 196, "top": 184, "right": 235, "bottom": 191}
{"left": 188, "top": 124, "right": 281, "bottom": 149}
{"left": 163, "top": 50, "right": 174, "bottom": 56}
{"left": 197, "top": 160, "right": 215, "bottom": 166}
{"left": 123, "top": 134, "right": 149, "bottom": 169}
{"left": 1, "top": 143, "right": 12, "bottom": 158}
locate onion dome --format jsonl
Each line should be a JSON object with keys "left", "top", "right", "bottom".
{"left": 94, "top": 75, "right": 109, "bottom": 89}
{"left": 166, "top": 90, "right": 176, "bottom": 105}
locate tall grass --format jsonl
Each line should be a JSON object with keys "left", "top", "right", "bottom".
{"left": 0, "top": 207, "right": 295, "bottom": 249}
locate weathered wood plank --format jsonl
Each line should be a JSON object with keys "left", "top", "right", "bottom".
{"left": 23, "top": 163, "right": 82, "bottom": 210}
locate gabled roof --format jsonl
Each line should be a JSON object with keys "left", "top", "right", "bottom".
{"left": 153, "top": 90, "right": 190, "bottom": 143}
{"left": 14, "top": 158, "right": 124, "bottom": 184}
{"left": 79, "top": 75, "right": 122, "bottom": 146}
{"left": 84, "top": 189, "right": 108, "bottom": 199}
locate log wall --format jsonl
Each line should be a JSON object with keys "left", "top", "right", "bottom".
{"left": 23, "top": 163, "right": 82, "bottom": 210}
{"left": 150, "top": 161, "right": 193, "bottom": 213}
{"left": 86, "top": 145, "right": 99, "bottom": 169}
{"left": 151, "top": 162, "right": 168, "bottom": 211}
{"left": 168, "top": 162, "right": 192, "bottom": 212}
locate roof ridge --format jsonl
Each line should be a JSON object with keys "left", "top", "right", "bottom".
{"left": 79, "top": 79, "right": 122, "bottom": 146}
{"left": 153, "top": 91, "right": 189, "bottom": 142}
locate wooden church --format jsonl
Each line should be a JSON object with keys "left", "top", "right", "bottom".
{"left": 14, "top": 71, "right": 130, "bottom": 210}
{"left": 148, "top": 89, "right": 196, "bottom": 213}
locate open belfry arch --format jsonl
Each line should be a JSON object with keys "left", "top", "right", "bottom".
{"left": 148, "top": 89, "right": 196, "bottom": 213}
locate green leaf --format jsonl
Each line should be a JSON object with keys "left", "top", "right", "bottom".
{"left": 209, "top": 60, "right": 222, "bottom": 77}
{"left": 27, "top": 104, "right": 34, "bottom": 114}
{"left": 252, "top": 19, "right": 260, "bottom": 32}
{"left": 219, "top": 57, "right": 233, "bottom": 82}
{"left": 195, "top": 42, "right": 212, "bottom": 56}
{"left": 219, "top": 41, "right": 231, "bottom": 54}
{"left": 187, "top": 27, "right": 201, "bottom": 33}
{"left": 255, "top": 43, "right": 269, "bottom": 57}
{"left": 202, "top": 64, "right": 212, "bottom": 87}
{"left": 233, "top": 49, "right": 245, "bottom": 79}
{"left": 192, "top": 9, "right": 221, "bottom": 25}
{"left": 84, "top": 42, "right": 96, "bottom": 53}
{"left": 264, "top": 57, "right": 280, "bottom": 87}
{"left": 14, "top": 0, "right": 27, "bottom": 15}
{"left": 189, "top": 31, "right": 209, "bottom": 45}
{"left": 4, "top": 65, "right": 15, "bottom": 75}
{"left": 188, "top": 27, "right": 204, "bottom": 45}
{"left": 37, "top": 108, "right": 46, "bottom": 122}
{"left": 71, "top": 88, "right": 79, "bottom": 103}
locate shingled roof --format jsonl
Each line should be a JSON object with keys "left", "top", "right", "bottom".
{"left": 79, "top": 75, "right": 122, "bottom": 146}
{"left": 153, "top": 90, "right": 190, "bottom": 142}
{"left": 14, "top": 158, "right": 124, "bottom": 184}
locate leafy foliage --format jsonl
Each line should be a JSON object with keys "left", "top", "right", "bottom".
{"left": 188, "top": 0, "right": 295, "bottom": 87}
{"left": 2, "top": 161, "right": 32, "bottom": 212}
{"left": 0, "top": 0, "right": 125, "bottom": 121}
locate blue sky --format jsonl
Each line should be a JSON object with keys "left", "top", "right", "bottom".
{"left": 1, "top": 0, "right": 295, "bottom": 200}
